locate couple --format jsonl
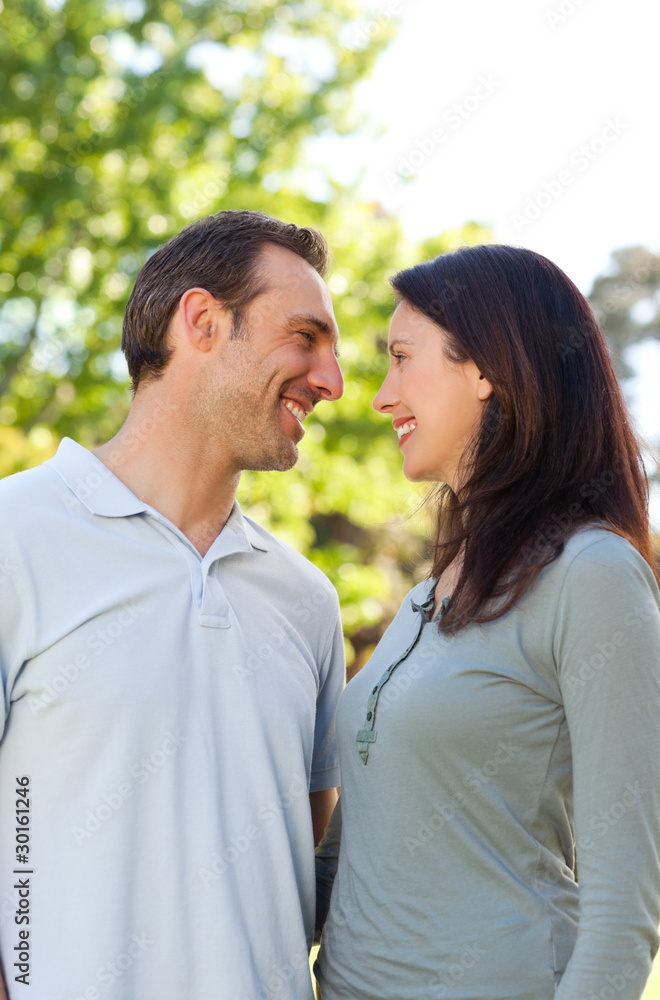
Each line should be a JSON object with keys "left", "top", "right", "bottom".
{"left": 0, "top": 210, "right": 658, "bottom": 1000}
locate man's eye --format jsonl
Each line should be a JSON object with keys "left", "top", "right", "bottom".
{"left": 298, "top": 331, "right": 315, "bottom": 344}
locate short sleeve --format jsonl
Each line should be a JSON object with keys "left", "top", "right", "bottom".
{"left": 0, "top": 543, "right": 32, "bottom": 741}
{"left": 310, "top": 589, "right": 345, "bottom": 793}
{"left": 553, "top": 534, "right": 660, "bottom": 1000}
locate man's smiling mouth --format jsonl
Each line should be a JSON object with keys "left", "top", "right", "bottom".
{"left": 282, "top": 397, "right": 310, "bottom": 424}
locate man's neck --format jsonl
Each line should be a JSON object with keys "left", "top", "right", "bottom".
{"left": 93, "top": 394, "right": 240, "bottom": 557}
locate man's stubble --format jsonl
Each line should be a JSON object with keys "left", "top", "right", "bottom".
{"left": 188, "top": 342, "right": 300, "bottom": 474}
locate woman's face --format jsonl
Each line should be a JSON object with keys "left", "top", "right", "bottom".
{"left": 373, "top": 301, "right": 492, "bottom": 487}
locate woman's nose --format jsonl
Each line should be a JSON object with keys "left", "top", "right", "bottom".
{"left": 373, "top": 372, "right": 398, "bottom": 413}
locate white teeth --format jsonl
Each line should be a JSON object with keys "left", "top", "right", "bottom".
{"left": 284, "top": 400, "right": 306, "bottom": 421}
{"left": 396, "top": 421, "right": 417, "bottom": 439}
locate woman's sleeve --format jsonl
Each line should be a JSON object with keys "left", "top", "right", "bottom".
{"left": 553, "top": 535, "right": 660, "bottom": 1000}
{"left": 314, "top": 794, "right": 342, "bottom": 944}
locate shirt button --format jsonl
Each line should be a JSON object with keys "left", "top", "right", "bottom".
{"left": 372, "top": 686, "right": 378, "bottom": 694}
{"left": 366, "top": 711, "right": 372, "bottom": 721}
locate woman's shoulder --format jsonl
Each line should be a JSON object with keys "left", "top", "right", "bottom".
{"left": 540, "top": 525, "right": 658, "bottom": 606}
{"left": 562, "top": 524, "right": 641, "bottom": 562}
{"left": 560, "top": 525, "right": 650, "bottom": 571}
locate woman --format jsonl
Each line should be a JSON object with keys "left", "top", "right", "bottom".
{"left": 315, "top": 245, "right": 660, "bottom": 1000}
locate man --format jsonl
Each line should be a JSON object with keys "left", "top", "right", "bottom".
{"left": 0, "top": 211, "right": 345, "bottom": 999}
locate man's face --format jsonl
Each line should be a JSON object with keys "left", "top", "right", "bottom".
{"left": 193, "top": 244, "right": 343, "bottom": 472}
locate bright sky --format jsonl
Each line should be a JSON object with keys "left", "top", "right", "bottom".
{"left": 308, "top": 0, "right": 660, "bottom": 518}
{"left": 324, "top": 0, "right": 659, "bottom": 294}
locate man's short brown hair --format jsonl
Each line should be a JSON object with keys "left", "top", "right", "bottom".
{"left": 121, "top": 210, "right": 329, "bottom": 391}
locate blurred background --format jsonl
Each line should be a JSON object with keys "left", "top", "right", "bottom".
{"left": 0, "top": 0, "right": 658, "bottom": 670}
{"left": 2, "top": 0, "right": 660, "bottom": 993}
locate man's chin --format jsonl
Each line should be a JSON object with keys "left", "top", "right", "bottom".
{"left": 244, "top": 443, "right": 299, "bottom": 473}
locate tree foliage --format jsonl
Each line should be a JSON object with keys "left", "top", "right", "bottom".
{"left": 0, "top": 0, "right": 494, "bottom": 665}
{"left": 587, "top": 245, "right": 660, "bottom": 376}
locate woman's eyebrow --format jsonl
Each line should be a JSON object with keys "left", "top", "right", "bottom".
{"left": 388, "top": 338, "right": 414, "bottom": 353}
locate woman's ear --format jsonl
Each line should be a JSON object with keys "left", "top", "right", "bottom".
{"left": 477, "top": 372, "right": 494, "bottom": 401}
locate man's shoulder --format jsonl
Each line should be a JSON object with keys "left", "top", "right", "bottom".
{"left": 241, "top": 514, "right": 341, "bottom": 642}
{"left": 243, "top": 513, "right": 337, "bottom": 592}
{"left": 0, "top": 461, "right": 61, "bottom": 514}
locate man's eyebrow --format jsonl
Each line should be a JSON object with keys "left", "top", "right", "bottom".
{"left": 288, "top": 313, "right": 340, "bottom": 354}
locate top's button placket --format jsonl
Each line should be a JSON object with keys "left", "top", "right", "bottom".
{"left": 199, "top": 571, "right": 232, "bottom": 628}
{"left": 356, "top": 602, "right": 429, "bottom": 765}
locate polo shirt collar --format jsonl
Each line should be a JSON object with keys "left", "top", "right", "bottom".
{"left": 48, "top": 437, "right": 147, "bottom": 517}
{"left": 48, "top": 437, "right": 269, "bottom": 553}
{"left": 227, "top": 504, "right": 269, "bottom": 553}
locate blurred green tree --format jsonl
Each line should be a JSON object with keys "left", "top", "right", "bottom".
{"left": 587, "top": 246, "right": 660, "bottom": 376}
{"left": 0, "top": 0, "right": 391, "bottom": 450}
{"left": 587, "top": 246, "right": 660, "bottom": 498}
{"left": 0, "top": 0, "right": 491, "bottom": 665}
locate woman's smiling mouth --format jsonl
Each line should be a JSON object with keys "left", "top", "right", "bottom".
{"left": 393, "top": 417, "right": 417, "bottom": 444}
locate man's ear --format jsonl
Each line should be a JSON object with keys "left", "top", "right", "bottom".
{"left": 477, "top": 372, "right": 494, "bottom": 401}
{"left": 177, "top": 287, "right": 229, "bottom": 353}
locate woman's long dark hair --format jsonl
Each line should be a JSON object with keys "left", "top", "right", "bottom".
{"left": 391, "top": 244, "right": 654, "bottom": 634}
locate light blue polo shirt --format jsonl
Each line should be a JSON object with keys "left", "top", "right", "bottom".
{"left": 0, "top": 438, "right": 344, "bottom": 1000}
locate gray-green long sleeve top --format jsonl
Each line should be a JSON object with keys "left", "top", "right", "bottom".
{"left": 316, "top": 528, "right": 660, "bottom": 1000}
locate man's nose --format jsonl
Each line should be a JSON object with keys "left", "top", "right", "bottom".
{"left": 310, "top": 351, "right": 344, "bottom": 402}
